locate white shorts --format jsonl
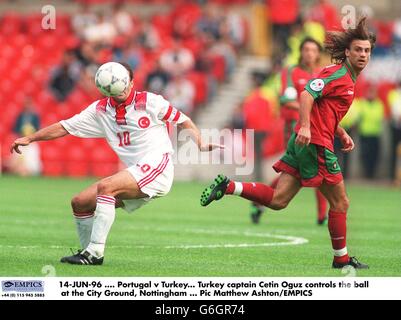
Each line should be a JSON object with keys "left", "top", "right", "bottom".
{"left": 123, "top": 152, "right": 174, "bottom": 213}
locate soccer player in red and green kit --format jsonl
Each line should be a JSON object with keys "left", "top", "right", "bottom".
{"left": 251, "top": 37, "right": 329, "bottom": 226}
{"left": 200, "top": 17, "right": 375, "bottom": 269}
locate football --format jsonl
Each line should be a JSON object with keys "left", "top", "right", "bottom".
{"left": 95, "top": 62, "right": 130, "bottom": 97}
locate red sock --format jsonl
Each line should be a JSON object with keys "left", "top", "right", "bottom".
{"left": 226, "top": 181, "right": 235, "bottom": 194}
{"left": 328, "top": 210, "right": 349, "bottom": 264}
{"left": 226, "top": 181, "right": 274, "bottom": 207}
{"left": 270, "top": 176, "right": 280, "bottom": 189}
{"left": 315, "top": 189, "right": 327, "bottom": 221}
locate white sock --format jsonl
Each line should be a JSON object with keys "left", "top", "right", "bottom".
{"left": 86, "top": 195, "right": 116, "bottom": 258}
{"left": 233, "top": 182, "right": 243, "bottom": 195}
{"left": 74, "top": 213, "right": 94, "bottom": 249}
{"left": 333, "top": 247, "right": 348, "bottom": 257}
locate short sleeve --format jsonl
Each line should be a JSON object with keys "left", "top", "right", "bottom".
{"left": 60, "top": 102, "right": 104, "bottom": 138}
{"left": 305, "top": 65, "right": 348, "bottom": 100}
{"left": 305, "top": 78, "right": 326, "bottom": 99}
{"left": 147, "top": 92, "right": 189, "bottom": 124}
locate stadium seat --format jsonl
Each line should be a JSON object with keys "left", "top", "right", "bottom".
{"left": 91, "top": 163, "right": 119, "bottom": 177}
{"left": 65, "top": 161, "right": 90, "bottom": 177}
{"left": 42, "top": 160, "right": 64, "bottom": 176}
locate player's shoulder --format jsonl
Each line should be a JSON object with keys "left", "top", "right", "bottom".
{"left": 319, "top": 63, "right": 345, "bottom": 78}
{"left": 141, "top": 91, "right": 169, "bottom": 109}
{"left": 94, "top": 97, "right": 108, "bottom": 113}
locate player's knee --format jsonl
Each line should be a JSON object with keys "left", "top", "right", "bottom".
{"left": 341, "top": 196, "right": 350, "bottom": 212}
{"left": 332, "top": 195, "right": 349, "bottom": 212}
{"left": 270, "top": 198, "right": 289, "bottom": 211}
{"left": 71, "top": 195, "right": 85, "bottom": 213}
{"left": 97, "top": 180, "right": 114, "bottom": 196}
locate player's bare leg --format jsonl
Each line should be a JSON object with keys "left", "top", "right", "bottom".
{"left": 70, "top": 181, "right": 124, "bottom": 250}
{"left": 201, "top": 173, "right": 301, "bottom": 211}
{"left": 318, "top": 181, "right": 368, "bottom": 269}
{"left": 61, "top": 170, "right": 146, "bottom": 265}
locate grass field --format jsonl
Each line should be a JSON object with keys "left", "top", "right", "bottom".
{"left": 0, "top": 175, "right": 400, "bottom": 277}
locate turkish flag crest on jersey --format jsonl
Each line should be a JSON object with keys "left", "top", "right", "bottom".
{"left": 138, "top": 116, "right": 150, "bottom": 128}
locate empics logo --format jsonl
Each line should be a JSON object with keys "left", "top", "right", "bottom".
{"left": 2, "top": 280, "right": 44, "bottom": 293}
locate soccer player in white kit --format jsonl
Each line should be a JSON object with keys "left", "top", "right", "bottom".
{"left": 10, "top": 63, "right": 221, "bottom": 265}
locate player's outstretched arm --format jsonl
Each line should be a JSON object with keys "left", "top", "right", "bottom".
{"left": 295, "top": 90, "right": 314, "bottom": 146}
{"left": 178, "top": 118, "right": 224, "bottom": 152}
{"left": 10, "top": 122, "right": 69, "bottom": 154}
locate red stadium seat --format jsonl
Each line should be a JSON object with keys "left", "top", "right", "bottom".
{"left": 40, "top": 144, "right": 64, "bottom": 162}
{"left": 91, "top": 163, "right": 119, "bottom": 177}
{"left": 42, "top": 160, "right": 64, "bottom": 176}
{"left": 65, "top": 161, "right": 90, "bottom": 177}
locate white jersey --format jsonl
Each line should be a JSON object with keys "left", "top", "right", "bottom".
{"left": 60, "top": 90, "right": 188, "bottom": 167}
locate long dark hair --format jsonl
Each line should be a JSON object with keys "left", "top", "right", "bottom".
{"left": 325, "top": 17, "right": 376, "bottom": 64}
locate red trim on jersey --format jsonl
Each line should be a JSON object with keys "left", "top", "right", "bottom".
{"left": 96, "top": 98, "right": 108, "bottom": 112}
{"left": 115, "top": 105, "right": 127, "bottom": 125}
{"left": 109, "top": 88, "right": 135, "bottom": 108}
{"left": 109, "top": 89, "right": 135, "bottom": 125}
{"left": 172, "top": 110, "right": 181, "bottom": 122}
{"left": 134, "top": 91, "right": 147, "bottom": 111}
{"left": 162, "top": 106, "right": 173, "bottom": 121}
{"left": 137, "top": 154, "right": 169, "bottom": 189}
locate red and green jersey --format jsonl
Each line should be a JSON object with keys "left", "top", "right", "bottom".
{"left": 295, "top": 60, "right": 357, "bottom": 151}
{"left": 279, "top": 64, "right": 321, "bottom": 122}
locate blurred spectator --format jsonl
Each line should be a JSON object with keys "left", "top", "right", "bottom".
{"left": 14, "top": 97, "right": 40, "bottom": 135}
{"left": 356, "top": 86, "right": 385, "bottom": 179}
{"left": 208, "top": 35, "right": 237, "bottom": 78}
{"left": 137, "top": 20, "right": 160, "bottom": 51}
{"left": 242, "top": 72, "right": 283, "bottom": 183}
{"left": 110, "top": 2, "right": 134, "bottom": 36}
{"left": 84, "top": 13, "right": 117, "bottom": 45}
{"left": 72, "top": 2, "right": 98, "bottom": 39}
{"left": 196, "top": 5, "right": 223, "bottom": 40}
{"left": 371, "top": 20, "right": 394, "bottom": 56}
{"left": 146, "top": 61, "right": 170, "bottom": 95}
{"left": 113, "top": 38, "right": 144, "bottom": 72}
{"left": 74, "top": 41, "right": 98, "bottom": 68}
{"left": 267, "top": 0, "right": 299, "bottom": 56}
{"left": 7, "top": 98, "right": 42, "bottom": 176}
{"left": 393, "top": 18, "right": 401, "bottom": 54}
{"left": 159, "top": 39, "right": 195, "bottom": 77}
{"left": 307, "top": 0, "right": 341, "bottom": 31}
{"left": 388, "top": 81, "right": 401, "bottom": 180}
{"left": 49, "top": 50, "right": 81, "bottom": 101}
{"left": 223, "top": 10, "right": 246, "bottom": 48}
{"left": 164, "top": 74, "right": 195, "bottom": 114}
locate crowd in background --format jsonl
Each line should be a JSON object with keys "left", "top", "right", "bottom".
{"left": 1, "top": 0, "right": 248, "bottom": 176}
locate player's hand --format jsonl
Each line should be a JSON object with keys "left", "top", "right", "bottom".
{"left": 199, "top": 143, "right": 225, "bottom": 152}
{"left": 295, "top": 127, "right": 311, "bottom": 147}
{"left": 339, "top": 132, "right": 354, "bottom": 153}
{"left": 10, "top": 137, "right": 31, "bottom": 154}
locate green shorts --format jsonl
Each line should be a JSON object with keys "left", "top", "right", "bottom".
{"left": 273, "top": 133, "right": 343, "bottom": 187}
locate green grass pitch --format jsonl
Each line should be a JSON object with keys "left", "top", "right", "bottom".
{"left": 0, "top": 175, "right": 400, "bottom": 276}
